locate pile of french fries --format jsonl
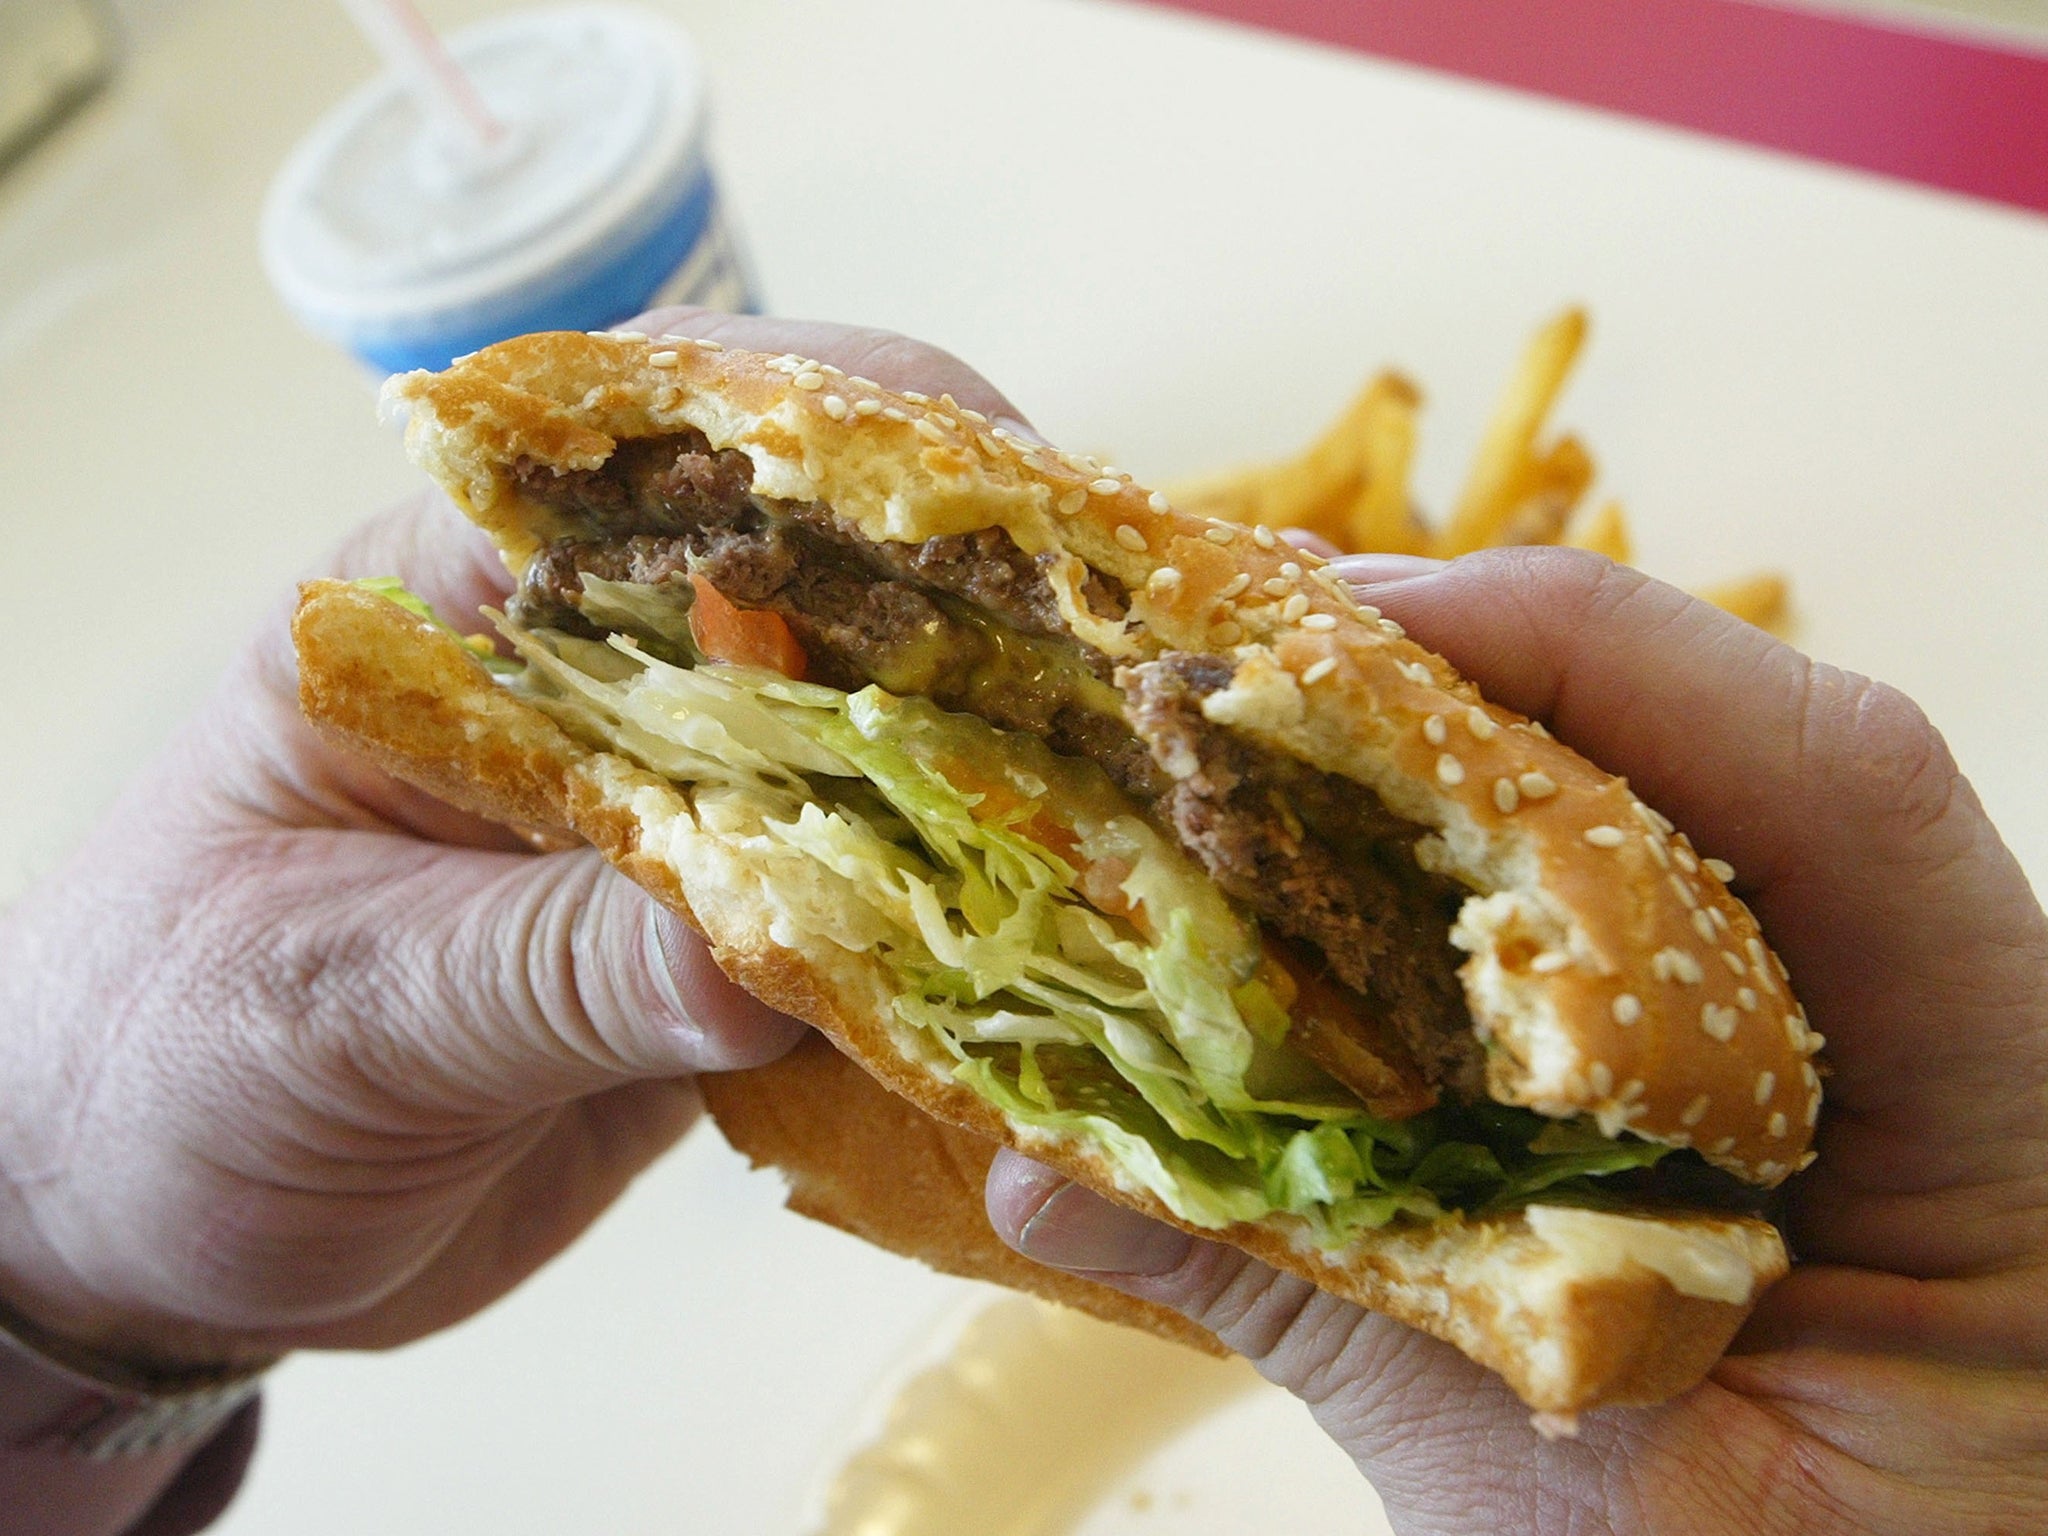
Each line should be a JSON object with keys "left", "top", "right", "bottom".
{"left": 1166, "top": 310, "right": 1789, "bottom": 633}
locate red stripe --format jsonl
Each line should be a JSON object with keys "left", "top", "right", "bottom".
{"left": 1137, "top": 0, "right": 2048, "bottom": 215}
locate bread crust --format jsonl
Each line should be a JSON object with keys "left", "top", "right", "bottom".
{"left": 388, "top": 331, "right": 1820, "bottom": 1181}
{"left": 294, "top": 578, "right": 1788, "bottom": 1411}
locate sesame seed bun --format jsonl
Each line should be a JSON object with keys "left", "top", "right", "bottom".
{"left": 295, "top": 329, "right": 1819, "bottom": 1411}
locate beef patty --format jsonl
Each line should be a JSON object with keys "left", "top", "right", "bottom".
{"left": 506, "top": 430, "right": 1479, "bottom": 1101}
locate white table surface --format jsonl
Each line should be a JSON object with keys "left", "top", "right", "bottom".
{"left": 2, "top": 0, "right": 2044, "bottom": 1531}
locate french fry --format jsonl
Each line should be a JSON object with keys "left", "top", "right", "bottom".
{"left": 1697, "top": 573, "right": 1792, "bottom": 635}
{"left": 1343, "top": 373, "right": 1429, "bottom": 555}
{"left": 1439, "top": 308, "right": 1588, "bottom": 557}
{"left": 1566, "top": 500, "right": 1634, "bottom": 564}
{"left": 1164, "top": 309, "right": 1790, "bottom": 640}
{"left": 1475, "top": 433, "right": 1594, "bottom": 552}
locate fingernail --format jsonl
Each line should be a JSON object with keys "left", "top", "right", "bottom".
{"left": 1331, "top": 553, "right": 1448, "bottom": 586}
{"left": 1280, "top": 529, "right": 1343, "bottom": 559}
{"left": 1016, "top": 1181, "right": 1191, "bottom": 1275}
{"left": 992, "top": 414, "right": 1048, "bottom": 446}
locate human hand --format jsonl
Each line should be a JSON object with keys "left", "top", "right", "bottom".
{"left": 989, "top": 547, "right": 2048, "bottom": 1533}
{"left": 0, "top": 309, "right": 1024, "bottom": 1372}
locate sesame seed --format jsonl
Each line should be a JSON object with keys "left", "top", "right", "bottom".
{"left": 1804, "top": 1096, "right": 1821, "bottom": 1127}
{"left": 1704, "top": 857, "right": 1736, "bottom": 882}
{"left": 1148, "top": 491, "right": 1170, "bottom": 513}
{"left": 1782, "top": 1015, "right": 1804, "bottom": 1048}
{"left": 1101, "top": 464, "right": 1125, "bottom": 479}
{"left": 1588, "top": 1061, "right": 1614, "bottom": 1096}
{"left": 1212, "top": 621, "right": 1243, "bottom": 646}
{"left": 1301, "top": 613, "right": 1337, "bottom": 631}
{"left": 1737, "top": 986, "right": 1758, "bottom": 1012}
{"left": 1621, "top": 1078, "right": 1645, "bottom": 1103}
{"left": 1379, "top": 618, "right": 1406, "bottom": 638}
{"left": 1528, "top": 720, "right": 1554, "bottom": 740}
{"left": 1584, "top": 824, "right": 1626, "bottom": 847}
{"left": 1669, "top": 874, "right": 1700, "bottom": 909}
{"left": 1673, "top": 845, "right": 1699, "bottom": 874}
{"left": 1494, "top": 779, "right": 1521, "bottom": 814}
{"left": 794, "top": 371, "right": 825, "bottom": 391}
{"left": 1690, "top": 910, "right": 1715, "bottom": 942}
{"left": 1204, "top": 526, "right": 1235, "bottom": 545}
{"left": 1466, "top": 707, "right": 1497, "bottom": 740}
{"left": 822, "top": 395, "right": 849, "bottom": 420}
{"left": 1757, "top": 1160, "right": 1784, "bottom": 1181}
{"left": 1114, "top": 524, "right": 1148, "bottom": 553}
{"left": 1057, "top": 489, "right": 1088, "bottom": 516}
{"left": 1518, "top": 771, "right": 1558, "bottom": 800}
{"left": 1262, "top": 576, "right": 1293, "bottom": 597}
{"left": 1147, "top": 567, "right": 1183, "bottom": 595}
{"left": 960, "top": 407, "right": 988, "bottom": 425}
{"left": 1280, "top": 561, "right": 1303, "bottom": 579}
{"left": 1711, "top": 1136, "right": 1737, "bottom": 1155}
{"left": 1436, "top": 753, "right": 1466, "bottom": 786}
{"left": 1531, "top": 952, "right": 1569, "bottom": 973}
{"left": 848, "top": 375, "right": 877, "bottom": 389}
{"left": 1423, "top": 715, "right": 1448, "bottom": 745}
{"left": 902, "top": 390, "right": 933, "bottom": 405}
{"left": 1702, "top": 1004, "right": 1738, "bottom": 1042}
{"left": 1220, "top": 573, "right": 1252, "bottom": 599}
{"left": 881, "top": 406, "right": 909, "bottom": 423}
{"left": 1402, "top": 661, "right": 1433, "bottom": 685}
{"left": 1804, "top": 1032, "right": 1826, "bottom": 1055}
{"left": 853, "top": 398, "right": 882, "bottom": 417}
{"left": 694, "top": 338, "right": 724, "bottom": 351}
{"left": 1755, "top": 1070, "right": 1776, "bottom": 1103}
{"left": 1767, "top": 1112, "right": 1788, "bottom": 1139}
{"left": 1722, "top": 950, "right": 1747, "bottom": 977}
{"left": 1281, "top": 593, "right": 1310, "bottom": 623}
{"left": 913, "top": 416, "right": 947, "bottom": 443}
{"left": 1612, "top": 993, "right": 1642, "bottom": 1025}
{"left": 1801, "top": 1061, "right": 1818, "bottom": 1089}
{"left": 1795, "top": 1150, "right": 1818, "bottom": 1171}
{"left": 1652, "top": 946, "right": 1704, "bottom": 985}
{"left": 1090, "top": 477, "right": 1122, "bottom": 495}
{"left": 1253, "top": 525, "right": 1278, "bottom": 549}
{"left": 1681, "top": 1094, "right": 1711, "bottom": 1127}
{"left": 1301, "top": 657, "right": 1338, "bottom": 685}
{"left": 1641, "top": 834, "right": 1671, "bottom": 868}
{"left": 610, "top": 329, "right": 649, "bottom": 341}
{"left": 976, "top": 432, "right": 1002, "bottom": 456}
{"left": 648, "top": 349, "right": 680, "bottom": 367}
{"left": 1019, "top": 454, "right": 1050, "bottom": 473}
{"left": 1708, "top": 906, "right": 1731, "bottom": 934}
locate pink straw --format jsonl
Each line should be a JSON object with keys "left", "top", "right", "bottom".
{"left": 337, "top": 0, "right": 507, "bottom": 149}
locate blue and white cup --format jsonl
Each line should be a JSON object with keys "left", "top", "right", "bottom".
{"left": 261, "top": 3, "right": 755, "bottom": 375}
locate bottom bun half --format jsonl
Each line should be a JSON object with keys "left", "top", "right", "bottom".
{"left": 294, "top": 579, "right": 1786, "bottom": 1414}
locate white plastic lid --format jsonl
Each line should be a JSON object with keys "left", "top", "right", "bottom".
{"left": 262, "top": 3, "right": 706, "bottom": 331}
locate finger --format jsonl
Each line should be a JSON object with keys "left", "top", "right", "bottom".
{"left": 245, "top": 840, "right": 806, "bottom": 1122}
{"left": 1333, "top": 547, "right": 2048, "bottom": 1272}
{"left": 984, "top": 1151, "right": 1648, "bottom": 1528}
{"left": 278, "top": 1078, "right": 703, "bottom": 1349}
{"left": 628, "top": 306, "right": 1039, "bottom": 437}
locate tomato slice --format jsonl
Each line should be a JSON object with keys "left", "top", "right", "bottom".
{"left": 687, "top": 575, "right": 808, "bottom": 679}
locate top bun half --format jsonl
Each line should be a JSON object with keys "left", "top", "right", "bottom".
{"left": 386, "top": 329, "right": 1819, "bottom": 1183}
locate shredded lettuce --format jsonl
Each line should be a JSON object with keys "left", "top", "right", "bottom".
{"left": 371, "top": 578, "right": 1677, "bottom": 1244}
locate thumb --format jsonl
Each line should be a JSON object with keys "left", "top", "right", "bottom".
{"left": 274, "top": 838, "right": 805, "bottom": 1117}
{"left": 1336, "top": 547, "right": 2048, "bottom": 1275}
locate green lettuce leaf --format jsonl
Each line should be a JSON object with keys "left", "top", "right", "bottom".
{"left": 366, "top": 578, "right": 1681, "bottom": 1246}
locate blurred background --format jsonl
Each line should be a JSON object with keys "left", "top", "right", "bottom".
{"left": 1, "top": 1, "right": 2044, "bottom": 1530}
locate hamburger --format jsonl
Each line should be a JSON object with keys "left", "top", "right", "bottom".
{"left": 293, "top": 330, "right": 1820, "bottom": 1415}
